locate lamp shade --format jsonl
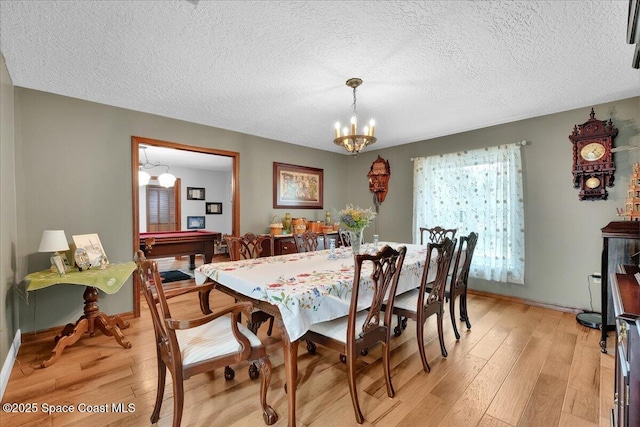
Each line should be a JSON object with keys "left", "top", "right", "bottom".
{"left": 158, "top": 172, "right": 176, "bottom": 188}
{"left": 138, "top": 169, "right": 151, "bottom": 186}
{"left": 38, "top": 230, "right": 70, "bottom": 253}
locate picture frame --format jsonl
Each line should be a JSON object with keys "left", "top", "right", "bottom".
{"left": 187, "top": 187, "right": 206, "bottom": 200}
{"left": 187, "top": 216, "right": 206, "bottom": 229}
{"left": 206, "top": 202, "right": 223, "bottom": 214}
{"left": 273, "top": 162, "right": 323, "bottom": 209}
{"left": 51, "top": 254, "right": 66, "bottom": 276}
{"left": 72, "top": 233, "right": 108, "bottom": 268}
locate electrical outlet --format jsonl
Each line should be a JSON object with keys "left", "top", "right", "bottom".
{"left": 591, "top": 272, "right": 601, "bottom": 284}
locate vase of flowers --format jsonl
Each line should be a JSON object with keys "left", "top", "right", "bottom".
{"left": 338, "top": 204, "right": 376, "bottom": 255}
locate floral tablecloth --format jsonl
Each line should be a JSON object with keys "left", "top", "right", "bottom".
{"left": 195, "top": 243, "right": 432, "bottom": 341}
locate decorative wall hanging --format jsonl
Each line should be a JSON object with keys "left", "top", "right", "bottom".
{"left": 273, "top": 162, "right": 323, "bottom": 209}
{"left": 569, "top": 108, "right": 618, "bottom": 201}
{"left": 368, "top": 155, "right": 391, "bottom": 206}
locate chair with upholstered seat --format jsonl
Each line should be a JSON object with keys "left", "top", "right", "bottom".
{"left": 419, "top": 226, "right": 457, "bottom": 245}
{"left": 135, "top": 251, "right": 278, "bottom": 427}
{"left": 294, "top": 230, "right": 322, "bottom": 253}
{"left": 301, "top": 245, "right": 406, "bottom": 424}
{"left": 386, "top": 238, "right": 456, "bottom": 372}
{"left": 446, "top": 232, "right": 478, "bottom": 339}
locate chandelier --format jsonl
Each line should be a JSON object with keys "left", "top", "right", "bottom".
{"left": 138, "top": 146, "right": 176, "bottom": 188}
{"left": 334, "top": 78, "right": 376, "bottom": 155}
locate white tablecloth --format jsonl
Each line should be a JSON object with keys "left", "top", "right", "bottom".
{"left": 195, "top": 242, "right": 430, "bottom": 341}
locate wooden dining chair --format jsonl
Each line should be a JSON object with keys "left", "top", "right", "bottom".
{"left": 386, "top": 238, "right": 456, "bottom": 372}
{"left": 446, "top": 232, "right": 478, "bottom": 339}
{"left": 135, "top": 251, "right": 278, "bottom": 427}
{"left": 301, "top": 245, "right": 407, "bottom": 424}
{"left": 419, "top": 226, "right": 457, "bottom": 245}
{"left": 293, "top": 230, "right": 321, "bottom": 253}
{"left": 339, "top": 229, "right": 352, "bottom": 247}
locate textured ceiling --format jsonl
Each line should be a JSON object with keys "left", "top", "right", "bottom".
{"left": 0, "top": 1, "right": 638, "bottom": 155}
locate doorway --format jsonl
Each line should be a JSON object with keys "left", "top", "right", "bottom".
{"left": 131, "top": 136, "right": 240, "bottom": 317}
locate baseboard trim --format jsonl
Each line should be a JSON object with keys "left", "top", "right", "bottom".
{"left": 0, "top": 329, "right": 21, "bottom": 402}
{"left": 467, "top": 289, "right": 581, "bottom": 314}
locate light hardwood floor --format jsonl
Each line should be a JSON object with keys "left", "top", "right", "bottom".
{"left": 2, "top": 257, "right": 615, "bottom": 427}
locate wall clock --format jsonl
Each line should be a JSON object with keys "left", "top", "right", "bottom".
{"left": 569, "top": 108, "right": 618, "bottom": 201}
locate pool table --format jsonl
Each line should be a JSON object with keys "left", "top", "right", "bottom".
{"left": 140, "top": 230, "right": 222, "bottom": 270}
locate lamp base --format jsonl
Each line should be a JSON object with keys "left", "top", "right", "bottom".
{"left": 576, "top": 311, "right": 601, "bottom": 329}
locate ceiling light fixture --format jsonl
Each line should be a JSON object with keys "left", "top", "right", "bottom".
{"left": 139, "top": 146, "right": 176, "bottom": 188}
{"left": 333, "top": 78, "right": 376, "bottom": 156}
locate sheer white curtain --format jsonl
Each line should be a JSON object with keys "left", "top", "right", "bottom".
{"left": 413, "top": 143, "right": 525, "bottom": 284}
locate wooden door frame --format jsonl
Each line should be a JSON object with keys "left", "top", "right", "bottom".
{"left": 131, "top": 136, "right": 240, "bottom": 317}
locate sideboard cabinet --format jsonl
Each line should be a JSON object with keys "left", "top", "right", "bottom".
{"left": 262, "top": 232, "right": 342, "bottom": 256}
{"left": 611, "top": 271, "right": 640, "bottom": 427}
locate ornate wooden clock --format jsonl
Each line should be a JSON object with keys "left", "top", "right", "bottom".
{"left": 569, "top": 108, "right": 618, "bottom": 201}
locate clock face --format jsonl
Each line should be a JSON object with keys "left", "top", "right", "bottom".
{"left": 580, "top": 142, "right": 606, "bottom": 161}
{"left": 585, "top": 177, "right": 601, "bottom": 189}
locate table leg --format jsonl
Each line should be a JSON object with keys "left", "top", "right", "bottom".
{"left": 41, "top": 286, "right": 131, "bottom": 368}
{"left": 279, "top": 318, "right": 299, "bottom": 427}
{"left": 188, "top": 254, "right": 196, "bottom": 270}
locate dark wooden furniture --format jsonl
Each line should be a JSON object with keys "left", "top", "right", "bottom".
{"left": 135, "top": 252, "right": 277, "bottom": 427}
{"left": 446, "top": 232, "right": 479, "bottom": 340}
{"left": 600, "top": 221, "right": 640, "bottom": 352}
{"left": 140, "top": 230, "right": 221, "bottom": 270}
{"left": 386, "top": 238, "right": 456, "bottom": 372}
{"left": 569, "top": 108, "right": 618, "bottom": 201}
{"left": 294, "top": 230, "right": 322, "bottom": 253}
{"left": 301, "top": 245, "right": 407, "bottom": 424}
{"left": 339, "top": 229, "right": 352, "bottom": 247}
{"left": 265, "top": 232, "right": 341, "bottom": 256}
{"left": 419, "top": 226, "right": 457, "bottom": 245}
{"left": 610, "top": 271, "right": 640, "bottom": 427}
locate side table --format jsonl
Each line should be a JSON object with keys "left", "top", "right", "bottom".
{"left": 24, "top": 261, "right": 136, "bottom": 368}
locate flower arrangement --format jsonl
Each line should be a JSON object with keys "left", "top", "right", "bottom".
{"left": 337, "top": 204, "right": 377, "bottom": 231}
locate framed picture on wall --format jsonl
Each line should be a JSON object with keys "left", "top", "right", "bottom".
{"left": 187, "top": 187, "right": 205, "bottom": 200}
{"left": 273, "top": 162, "right": 323, "bottom": 209}
{"left": 206, "top": 202, "right": 222, "bottom": 214}
{"left": 187, "top": 216, "right": 206, "bottom": 229}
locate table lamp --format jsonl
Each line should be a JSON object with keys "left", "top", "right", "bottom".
{"left": 38, "top": 230, "right": 70, "bottom": 272}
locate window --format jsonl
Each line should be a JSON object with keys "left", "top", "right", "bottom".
{"left": 413, "top": 144, "right": 525, "bottom": 284}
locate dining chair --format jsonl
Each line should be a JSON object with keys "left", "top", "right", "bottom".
{"left": 387, "top": 238, "right": 456, "bottom": 372}
{"left": 135, "top": 251, "right": 278, "bottom": 427}
{"left": 294, "top": 230, "right": 322, "bottom": 252}
{"left": 339, "top": 229, "right": 352, "bottom": 247}
{"left": 446, "top": 232, "right": 478, "bottom": 339}
{"left": 301, "top": 245, "right": 407, "bottom": 424}
{"left": 419, "top": 226, "right": 457, "bottom": 245}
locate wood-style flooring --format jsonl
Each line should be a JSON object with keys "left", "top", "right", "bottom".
{"left": 2, "top": 256, "right": 615, "bottom": 426}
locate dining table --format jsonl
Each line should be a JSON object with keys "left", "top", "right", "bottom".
{"left": 194, "top": 242, "right": 431, "bottom": 427}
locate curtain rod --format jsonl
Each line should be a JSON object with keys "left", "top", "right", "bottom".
{"left": 410, "top": 140, "right": 528, "bottom": 161}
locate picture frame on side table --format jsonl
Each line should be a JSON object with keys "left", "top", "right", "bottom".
{"left": 187, "top": 216, "right": 206, "bottom": 229}
{"left": 187, "top": 187, "right": 206, "bottom": 200}
{"left": 273, "top": 162, "right": 323, "bottom": 209}
{"left": 72, "top": 233, "right": 108, "bottom": 268}
{"left": 51, "top": 254, "right": 66, "bottom": 276}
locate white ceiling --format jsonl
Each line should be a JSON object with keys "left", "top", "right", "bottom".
{"left": 0, "top": 1, "right": 638, "bottom": 156}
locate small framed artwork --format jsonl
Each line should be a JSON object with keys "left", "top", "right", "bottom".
{"left": 187, "top": 216, "right": 206, "bottom": 229}
{"left": 273, "top": 162, "right": 324, "bottom": 209}
{"left": 206, "top": 202, "right": 222, "bottom": 214}
{"left": 51, "top": 254, "right": 66, "bottom": 276}
{"left": 72, "top": 233, "right": 108, "bottom": 268}
{"left": 187, "top": 187, "right": 206, "bottom": 200}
